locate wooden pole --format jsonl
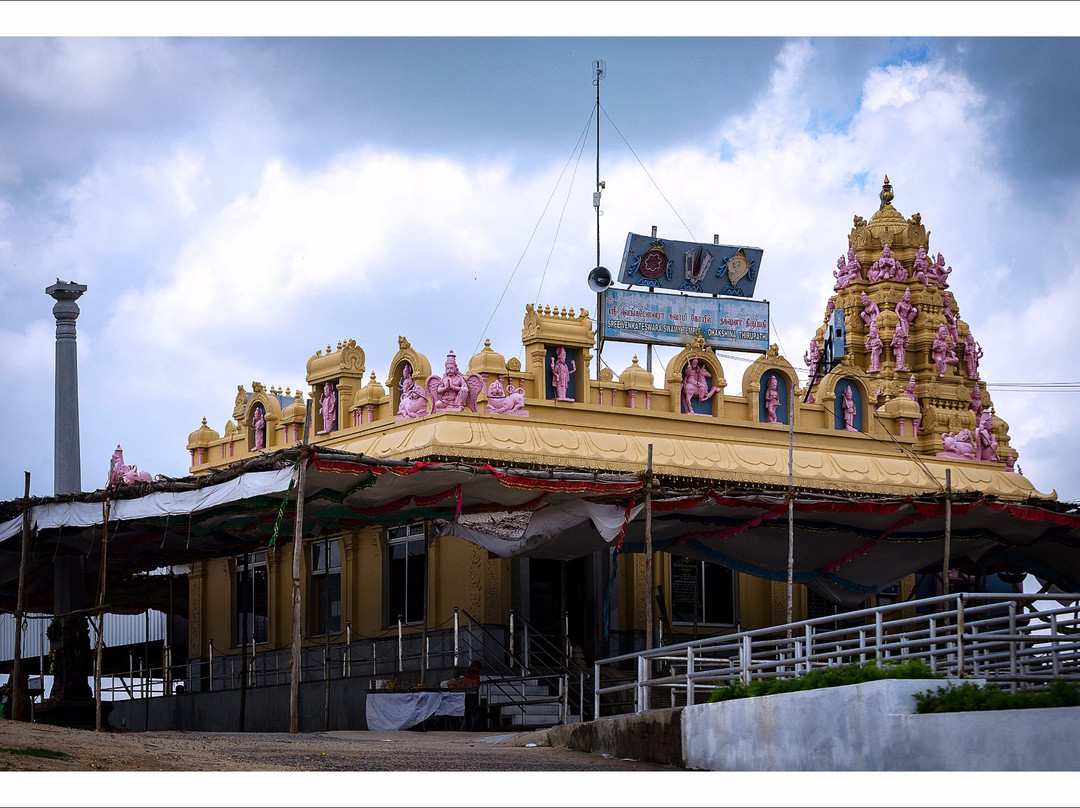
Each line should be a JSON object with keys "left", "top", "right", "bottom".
{"left": 644, "top": 444, "right": 654, "bottom": 652}
{"left": 289, "top": 402, "right": 312, "bottom": 734}
{"left": 943, "top": 468, "right": 953, "bottom": 597}
{"left": 94, "top": 473, "right": 110, "bottom": 731}
{"left": 12, "top": 472, "right": 31, "bottom": 722}
{"left": 787, "top": 384, "right": 795, "bottom": 628}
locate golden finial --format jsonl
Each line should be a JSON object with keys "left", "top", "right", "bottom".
{"left": 879, "top": 175, "right": 894, "bottom": 209}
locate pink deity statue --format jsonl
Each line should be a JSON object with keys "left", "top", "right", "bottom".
{"left": 932, "top": 324, "right": 958, "bottom": 377}
{"left": 867, "top": 244, "right": 904, "bottom": 282}
{"left": 832, "top": 247, "right": 863, "bottom": 290}
{"left": 930, "top": 252, "right": 952, "bottom": 288}
{"left": 396, "top": 363, "right": 429, "bottom": 420}
{"left": 484, "top": 376, "right": 529, "bottom": 417}
{"left": 841, "top": 385, "right": 858, "bottom": 432}
{"left": 763, "top": 374, "right": 781, "bottom": 424}
{"left": 1005, "top": 454, "right": 1017, "bottom": 473}
{"left": 427, "top": 351, "right": 483, "bottom": 413}
{"left": 860, "top": 292, "right": 880, "bottom": 329}
{"left": 894, "top": 288, "right": 917, "bottom": 338}
{"left": 865, "top": 321, "right": 883, "bottom": 372}
{"left": 942, "top": 293, "right": 960, "bottom": 344}
{"left": 317, "top": 382, "right": 337, "bottom": 434}
{"left": 902, "top": 374, "right": 918, "bottom": 401}
{"left": 550, "top": 346, "right": 577, "bottom": 401}
{"left": 110, "top": 445, "right": 153, "bottom": 485}
{"left": 681, "top": 356, "right": 720, "bottom": 414}
{"left": 963, "top": 332, "right": 983, "bottom": 380}
{"left": 912, "top": 245, "right": 932, "bottom": 286}
{"left": 976, "top": 409, "right": 998, "bottom": 462}
{"left": 253, "top": 405, "right": 266, "bottom": 450}
{"left": 939, "top": 428, "right": 976, "bottom": 460}
{"left": 804, "top": 337, "right": 821, "bottom": 370}
{"left": 969, "top": 382, "right": 983, "bottom": 418}
{"left": 890, "top": 325, "right": 909, "bottom": 371}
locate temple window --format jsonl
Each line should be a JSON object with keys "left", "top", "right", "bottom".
{"left": 308, "top": 538, "right": 341, "bottom": 637}
{"left": 386, "top": 522, "right": 426, "bottom": 627}
{"left": 670, "top": 557, "right": 736, "bottom": 627}
{"left": 233, "top": 551, "right": 269, "bottom": 646}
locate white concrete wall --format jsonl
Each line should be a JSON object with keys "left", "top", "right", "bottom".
{"left": 682, "top": 679, "right": 1080, "bottom": 771}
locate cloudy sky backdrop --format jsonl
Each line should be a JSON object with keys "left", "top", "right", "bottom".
{"left": 3, "top": 7, "right": 1080, "bottom": 506}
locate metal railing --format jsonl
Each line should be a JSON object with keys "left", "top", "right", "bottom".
{"left": 595, "top": 592, "right": 1080, "bottom": 717}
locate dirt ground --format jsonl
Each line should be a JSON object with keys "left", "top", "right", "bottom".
{"left": 0, "top": 719, "right": 674, "bottom": 773}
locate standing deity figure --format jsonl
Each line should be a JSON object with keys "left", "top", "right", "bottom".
{"left": 891, "top": 325, "right": 910, "bottom": 371}
{"left": 318, "top": 382, "right": 337, "bottom": 434}
{"left": 969, "top": 381, "right": 984, "bottom": 419}
{"left": 763, "top": 375, "right": 781, "bottom": 423}
{"left": 867, "top": 244, "right": 904, "bottom": 281}
{"left": 912, "top": 245, "right": 932, "bottom": 286}
{"left": 804, "top": 337, "right": 821, "bottom": 370}
{"left": 976, "top": 409, "right": 999, "bottom": 462}
{"left": 860, "top": 291, "right": 880, "bottom": 329}
{"left": 427, "top": 350, "right": 483, "bottom": 413}
{"left": 253, "top": 405, "right": 266, "bottom": 450}
{"left": 681, "top": 356, "right": 720, "bottom": 414}
{"left": 865, "top": 321, "right": 884, "bottom": 372}
{"left": 894, "top": 288, "right": 917, "bottom": 338}
{"left": 932, "top": 324, "right": 958, "bottom": 377}
{"left": 964, "top": 332, "right": 983, "bottom": 380}
{"left": 550, "top": 346, "right": 577, "bottom": 401}
{"left": 942, "top": 293, "right": 960, "bottom": 344}
{"left": 397, "top": 364, "right": 429, "bottom": 420}
{"left": 841, "top": 386, "right": 858, "bottom": 432}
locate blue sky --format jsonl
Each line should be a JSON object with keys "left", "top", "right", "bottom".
{"left": 4, "top": 5, "right": 1080, "bottom": 510}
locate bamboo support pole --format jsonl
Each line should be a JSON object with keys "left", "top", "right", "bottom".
{"left": 289, "top": 401, "right": 312, "bottom": 734}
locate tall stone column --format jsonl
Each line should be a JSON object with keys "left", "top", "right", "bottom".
{"left": 46, "top": 280, "right": 87, "bottom": 496}
{"left": 43, "top": 281, "right": 94, "bottom": 722}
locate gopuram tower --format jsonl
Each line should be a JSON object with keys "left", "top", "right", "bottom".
{"left": 804, "top": 177, "right": 1017, "bottom": 471}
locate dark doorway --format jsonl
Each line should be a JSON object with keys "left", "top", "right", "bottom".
{"left": 527, "top": 557, "right": 592, "bottom": 662}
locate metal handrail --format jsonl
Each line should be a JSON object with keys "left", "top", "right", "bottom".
{"left": 595, "top": 592, "right": 1080, "bottom": 717}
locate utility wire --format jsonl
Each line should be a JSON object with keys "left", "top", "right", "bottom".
{"left": 601, "top": 103, "right": 697, "bottom": 243}
{"left": 472, "top": 107, "right": 596, "bottom": 355}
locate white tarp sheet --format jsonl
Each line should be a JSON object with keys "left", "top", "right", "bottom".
{"left": 0, "top": 468, "right": 296, "bottom": 542}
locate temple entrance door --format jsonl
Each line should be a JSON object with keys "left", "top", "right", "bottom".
{"left": 526, "top": 557, "right": 593, "bottom": 664}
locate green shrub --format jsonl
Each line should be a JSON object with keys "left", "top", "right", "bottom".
{"left": 708, "top": 659, "right": 940, "bottom": 703}
{"left": 914, "top": 680, "right": 1080, "bottom": 713}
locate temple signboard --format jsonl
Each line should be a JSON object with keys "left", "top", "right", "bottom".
{"left": 600, "top": 287, "right": 769, "bottom": 352}
{"left": 618, "top": 232, "right": 764, "bottom": 297}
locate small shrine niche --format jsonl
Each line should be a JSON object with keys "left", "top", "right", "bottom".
{"left": 834, "top": 379, "right": 862, "bottom": 433}
{"left": 546, "top": 345, "right": 579, "bottom": 402}
{"left": 759, "top": 371, "right": 789, "bottom": 425}
{"left": 521, "top": 304, "right": 594, "bottom": 403}
{"left": 306, "top": 339, "right": 366, "bottom": 439}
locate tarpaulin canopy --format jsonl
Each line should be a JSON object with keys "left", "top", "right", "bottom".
{"left": 2, "top": 446, "right": 1079, "bottom": 613}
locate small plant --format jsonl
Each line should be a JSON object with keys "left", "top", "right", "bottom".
{"left": 2, "top": 747, "right": 70, "bottom": 760}
{"left": 913, "top": 679, "right": 1080, "bottom": 714}
{"left": 708, "top": 659, "right": 941, "bottom": 703}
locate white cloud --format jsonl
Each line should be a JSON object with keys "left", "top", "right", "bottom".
{"left": 5, "top": 41, "right": 1080, "bottom": 507}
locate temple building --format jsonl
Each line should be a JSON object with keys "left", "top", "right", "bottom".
{"left": 178, "top": 178, "right": 1047, "bottom": 674}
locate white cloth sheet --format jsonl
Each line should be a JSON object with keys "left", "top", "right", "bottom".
{"left": 364, "top": 691, "right": 465, "bottom": 731}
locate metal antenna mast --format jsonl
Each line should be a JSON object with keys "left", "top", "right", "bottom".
{"left": 593, "top": 59, "right": 605, "bottom": 267}
{"left": 592, "top": 60, "right": 606, "bottom": 379}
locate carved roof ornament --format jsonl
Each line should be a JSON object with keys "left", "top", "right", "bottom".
{"left": 186, "top": 416, "right": 220, "bottom": 449}
{"left": 848, "top": 175, "right": 929, "bottom": 269}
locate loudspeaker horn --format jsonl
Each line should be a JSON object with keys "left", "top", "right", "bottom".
{"left": 587, "top": 266, "right": 612, "bottom": 292}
